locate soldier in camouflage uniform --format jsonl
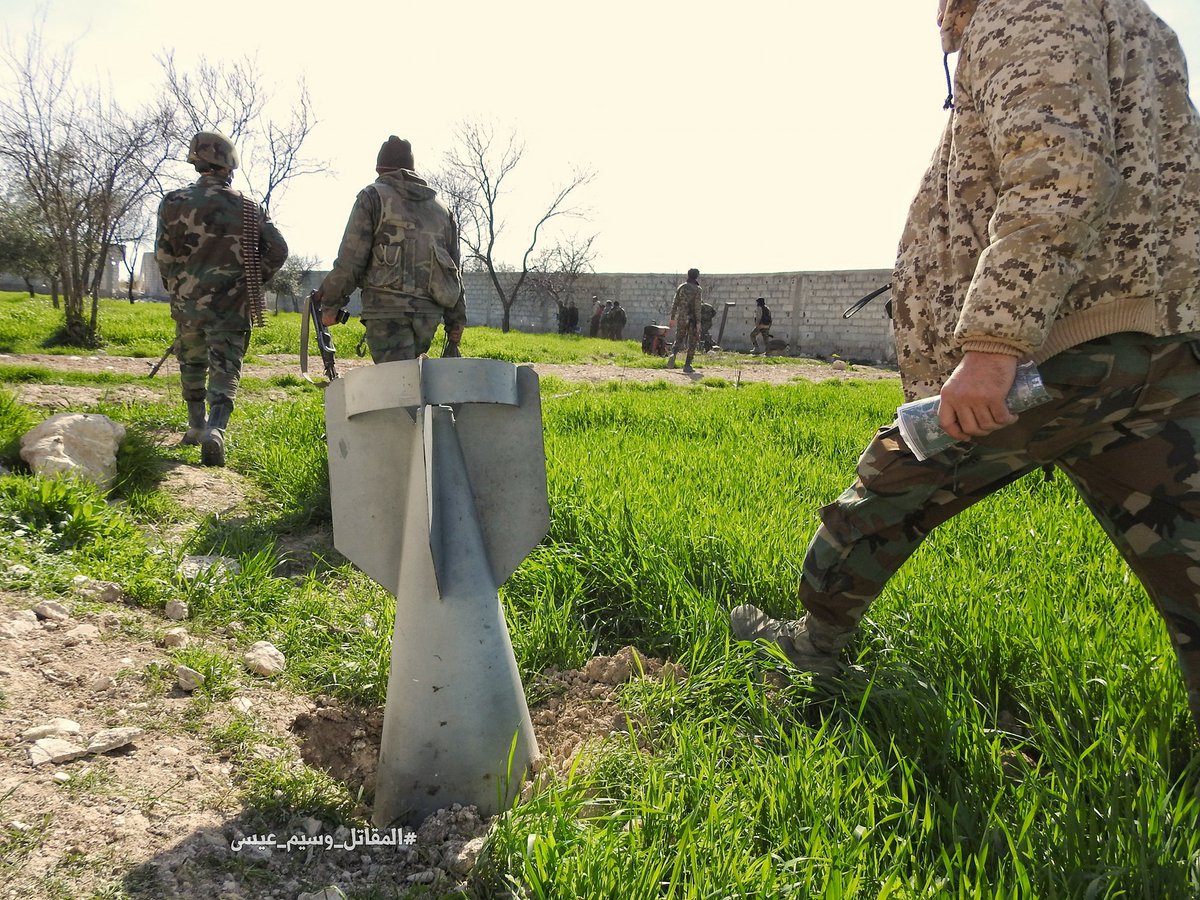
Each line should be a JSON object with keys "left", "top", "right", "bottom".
{"left": 668, "top": 268, "right": 702, "bottom": 372}
{"left": 732, "top": 0, "right": 1200, "bottom": 734}
{"left": 155, "top": 130, "right": 288, "bottom": 467}
{"left": 314, "top": 136, "right": 466, "bottom": 361}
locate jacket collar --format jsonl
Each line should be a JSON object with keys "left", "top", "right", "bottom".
{"left": 940, "top": 0, "right": 980, "bottom": 53}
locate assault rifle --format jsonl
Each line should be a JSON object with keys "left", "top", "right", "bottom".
{"left": 147, "top": 340, "right": 176, "bottom": 378}
{"left": 300, "top": 290, "right": 348, "bottom": 382}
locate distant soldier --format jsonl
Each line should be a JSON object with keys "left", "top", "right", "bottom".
{"left": 599, "top": 300, "right": 614, "bottom": 339}
{"left": 608, "top": 301, "right": 627, "bottom": 339}
{"left": 668, "top": 268, "right": 702, "bottom": 372}
{"left": 589, "top": 296, "right": 603, "bottom": 337}
{"left": 565, "top": 300, "right": 580, "bottom": 334}
{"left": 314, "top": 136, "right": 466, "bottom": 362}
{"left": 699, "top": 300, "right": 716, "bottom": 350}
{"left": 155, "top": 130, "right": 288, "bottom": 467}
{"left": 750, "top": 297, "right": 772, "bottom": 354}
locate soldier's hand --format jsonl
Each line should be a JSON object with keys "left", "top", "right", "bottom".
{"left": 320, "top": 308, "right": 341, "bottom": 327}
{"left": 938, "top": 351, "right": 1019, "bottom": 441}
{"left": 446, "top": 323, "right": 465, "bottom": 344}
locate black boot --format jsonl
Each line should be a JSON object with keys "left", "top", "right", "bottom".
{"left": 182, "top": 400, "right": 207, "bottom": 446}
{"left": 200, "top": 400, "right": 233, "bottom": 467}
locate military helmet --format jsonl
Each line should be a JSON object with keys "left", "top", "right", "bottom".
{"left": 187, "top": 131, "right": 239, "bottom": 170}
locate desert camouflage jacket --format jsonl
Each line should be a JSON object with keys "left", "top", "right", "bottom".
{"left": 892, "top": 0, "right": 1200, "bottom": 399}
{"left": 671, "top": 282, "right": 702, "bottom": 327}
{"left": 318, "top": 170, "right": 467, "bottom": 327}
{"left": 155, "top": 174, "right": 288, "bottom": 323}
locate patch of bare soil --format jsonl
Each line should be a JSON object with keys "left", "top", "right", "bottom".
{"left": 1, "top": 580, "right": 685, "bottom": 899}
{"left": 12, "top": 382, "right": 171, "bottom": 411}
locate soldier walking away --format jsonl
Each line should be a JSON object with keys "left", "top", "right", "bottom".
{"left": 699, "top": 300, "right": 716, "bottom": 350}
{"left": 750, "top": 297, "right": 771, "bottom": 354}
{"left": 589, "top": 296, "right": 603, "bottom": 337}
{"left": 155, "top": 130, "right": 288, "bottom": 467}
{"left": 609, "top": 301, "right": 627, "bottom": 340}
{"left": 313, "top": 136, "right": 466, "bottom": 362}
{"left": 668, "top": 268, "right": 702, "bottom": 373}
{"left": 565, "top": 300, "right": 580, "bottom": 334}
{"left": 731, "top": 0, "right": 1200, "bottom": 739}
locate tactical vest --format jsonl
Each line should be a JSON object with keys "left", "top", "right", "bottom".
{"left": 365, "top": 181, "right": 463, "bottom": 308}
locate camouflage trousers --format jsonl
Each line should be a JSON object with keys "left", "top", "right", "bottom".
{"left": 363, "top": 313, "right": 441, "bottom": 363}
{"left": 801, "top": 332, "right": 1200, "bottom": 728}
{"left": 751, "top": 324, "right": 770, "bottom": 352}
{"left": 671, "top": 322, "right": 698, "bottom": 364}
{"left": 174, "top": 319, "right": 250, "bottom": 405}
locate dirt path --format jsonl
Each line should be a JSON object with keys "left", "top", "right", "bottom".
{"left": 0, "top": 350, "right": 899, "bottom": 389}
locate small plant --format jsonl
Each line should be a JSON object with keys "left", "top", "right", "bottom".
{"left": 0, "top": 475, "right": 133, "bottom": 552}
{"left": 0, "top": 814, "right": 53, "bottom": 874}
{"left": 172, "top": 647, "right": 240, "bottom": 700}
{"left": 0, "top": 389, "right": 37, "bottom": 466}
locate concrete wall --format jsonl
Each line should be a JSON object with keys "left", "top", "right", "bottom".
{"left": 462, "top": 268, "right": 896, "bottom": 363}
{"left": 135, "top": 258, "right": 898, "bottom": 363}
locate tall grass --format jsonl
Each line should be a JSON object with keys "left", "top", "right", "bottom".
{"left": 0, "top": 291, "right": 793, "bottom": 368}
{"left": 2, "top": 327, "right": 1197, "bottom": 896}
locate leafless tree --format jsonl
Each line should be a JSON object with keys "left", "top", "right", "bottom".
{"left": 530, "top": 234, "right": 597, "bottom": 330}
{"left": 430, "top": 121, "right": 595, "bottom": 332}
{"left": 267, "top": 253, "right": 320, "bottom": 313}
{"left": 0, "top": 18, "right": 177, "bottom": 344}
{"left": 160, "top": 51, "right": 327, "bottom": 213}
{"left": 112, "top": 201, "right": 155, "bottom": 303}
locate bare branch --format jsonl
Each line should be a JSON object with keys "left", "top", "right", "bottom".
{"left": 428, "top": 120, "right": 596, "bottom": 332}
{"left": 158, "top": 52, "right": 327, "bottom": 211}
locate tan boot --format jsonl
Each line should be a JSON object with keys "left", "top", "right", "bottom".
{"left": 730, "top": 604, "right": 848, "bottom": 676}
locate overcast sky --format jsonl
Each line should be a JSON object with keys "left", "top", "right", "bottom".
{"left": 5, "top": 0, "right": 1200, "bottom": 276}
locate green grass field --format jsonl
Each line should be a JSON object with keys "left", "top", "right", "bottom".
{"left": 2, "top": 292, "right": 1198, "bottom": 898}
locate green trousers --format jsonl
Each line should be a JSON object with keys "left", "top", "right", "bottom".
{"left": 802, "top": 332, "right": 1200, "bottom": 730}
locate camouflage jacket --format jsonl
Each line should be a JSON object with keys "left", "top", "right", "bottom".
{"left": 319, "top": 170, "right": 467, "bottom": 327}
{"left": 155, "top": 174, "right": 288, "bottom": 323}
{"left": 671, "top": 282, "right": 702, "bottom": 326}
{"left": 892, "top": 0, "right": 1200, "bottom": 399}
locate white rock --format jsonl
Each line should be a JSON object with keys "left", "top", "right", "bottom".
{"left": 52, "top": 771, "right": 71, "bottom": 784}
{"left": 177, "top": 555, "right": 241, "bottom": 581}
{"left": 298, "top": 888, "right": 348, "bottom": 900}
{"left": 230, "top": 697, "right": 255, "bottom": 715}
{"left": 76, "top": 579, "right": 125, "bottom": 604}
{"left": 0, "top": 617, "right": 39, "bottom": 639}
{"left": 165, "top": 600, "right": 190, "bottom": 621}
{"left": 300, "top": 817, "right": 323, "bottom": 837}
{"left": 243, "top": 641, "right": 286, "bottom": 676}
{"left": 161, "top": 627, "right": 189, "bottom": 649}
{"left": 19, "top": 413, "right": 126, "bottom": 490}
{"left": 64, "top": 624, "right": 100, "bottom": 643}
{"left": 7, "top": 564, "right": 33, "bottom": 578}
{"left": 86, "top": 727, "right": 142, "bottom": 754}
{"left": 176, "top": 665, "right": 206, "bottom": 692}
{"left": 89, "top": 674, "right": 118, "bottom": 692}
{"left": 29, "top": 738, "right": 88, "bottom": 766}
{"left": 32, "top": 600, "right": 70, "bottom": 621}
{"left": 447, "top": 836, "right": 487, "bottom": 876}
{"left": 21, "top": 718, "right": 82, "bottom": 742}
